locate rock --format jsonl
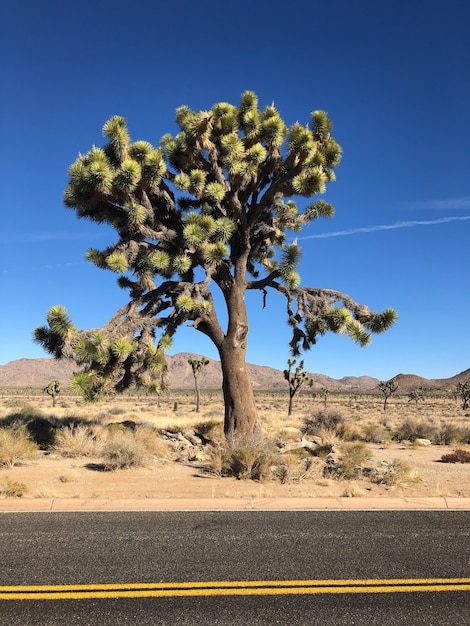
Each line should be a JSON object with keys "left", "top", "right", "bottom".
{"left": 279, "top": 427, "right": 303, "bottom": 441}
{"left": 414, "top": 438, "right": 431, "bottom": 447}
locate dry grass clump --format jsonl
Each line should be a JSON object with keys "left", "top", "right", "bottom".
{"left": 328, "top": 442, "right": 370, "bottom": 480}
{"left": 53, "top": 424, "right": 98, "bottom": 458}
{"left": 367, "top": 459, "right": 421, "bottom": 487}
{"left": 0, "top": 476, "right": 28, "bottom": 497}
{"left": 134, "top": 427, "right": 172, "bottom": 457}
{"left": 222, "top": 444, "right": 273, "bottom": 480}
{"left": 272, "top": 453, "right": 321, "bottom": 484}
{"left": 342, "top": 484, "right": 367, "bottom": 497}
{"left": 101, "top": 432, "right": 148, "bottom": 470}
{"left": 392, "top": 418, "right": 439, "bottom": 443}
{"left": 0, "top": 426, "right": 39, "bottom": 467}
{"left": 302, "top": 409, "right": 345, "bottom": 436}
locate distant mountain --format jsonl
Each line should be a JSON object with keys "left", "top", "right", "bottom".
{"left": 0, "top": 356, "right": 467, "bottom": 393}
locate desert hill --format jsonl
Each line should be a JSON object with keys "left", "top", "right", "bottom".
{"left": 0, "top": 356, "right": 467, "bottom": 394}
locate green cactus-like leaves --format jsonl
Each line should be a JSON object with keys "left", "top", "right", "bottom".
{"left": 311, "top": 110, "right": 333, "bottom": 140}
{"left": 347, "top": 320, "right": 372, "bottom": 346}
{"left": 113, "top": 160, "right": 142, "bottom": 194}
{"left": 149, "top": 250, "right": 171, "bottom": 271}
{"left": 325, "top": 308, "right": 352, "bottom": 333}
{"left": 189, "top": 169, "right": 207, "bottom": 194}
{"left": 111, "top": 337, "right": 135, "bottom": 361}
{"left": 364, "top": 308, "right": 399, "bottom": 333}
{"left": 86, "top": 160, "right": 113, "bottom": 194}
{"left": 124, "top": 202, "right": 146, "bottom": 225}
{"left": 129, "top": 140, "right": 153, "bottom": 162}
{"left": 106, "top": 251, "right": 129, "bottom": 273}
{"left": 292, "top": 168, "right": 327, "bottom": 196}
{"left": 172, "top": 254, "right": 192, "bottom": 274}
{"left": 204, "top": 182, "right": 226, "bottom": 202}
{"left": 176, "top": 294, "right": 194, "bottom": 312}
{"left": 214, "top": 217, "right": 236, "bottom": 242}
{"left": 183, "top": 223, "right": 205, "bottom": 246}
{"left": 202, "top": 242, "right": 227, "bottom": 264}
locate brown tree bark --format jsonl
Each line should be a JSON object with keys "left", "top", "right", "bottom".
{"left": 215, "top": 264, "right": 259, "bottom": 439}
{"left": 218, "top": 338, "right": 259, "bottom": 438}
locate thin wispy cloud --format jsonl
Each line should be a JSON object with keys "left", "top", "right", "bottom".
{"left": 299, "top": 216, "right": 470, "bottom": 240}
{"left": 410, "top": 196, "right": 470, "bottom": 211}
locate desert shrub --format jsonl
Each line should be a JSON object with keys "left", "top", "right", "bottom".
{"left": 273, "top": 454, "right": 318, "bottom": 484}
{"left": 367, "top": 459, "right": 420, "bottom": 487}
{"left": 0, "top": 476, "right": 28, "bottom": 497}
{"left": 53, "top": 425, "right": 98, "bottom": 458}
{"left": 222, "top": 444, "right": 273, "bottom": 480}
{"left": 302, "top": 409, "right": 345, "bottom": 436}
{"left": 329, "top": 442, "right": 370, "bottom": 480}
{"left": 101, "top": 433, "right": 148, "bottom": 470}
{"left": 337, "top": 422, "right": 364, "bottom": 441}
{"left": 392, "top": 419, "right": 438, "bottom": 443}
{"left": 134, "top": 427, "right": 171, "bottom": 457}
{"left": 0, "top": 426, "right": 39, "bottom": 467}
{"left": 362, "top": 423, "right": 391, "bottom": 444}
{"left": 440, "top": 449, "right": 470, "bottom": 463}
{"left": 194, "top": 420, "right": 224, "bottom": 443}
{"left": 342, "top": 484, "right": 367, "bottom": 497}
{"left": 436, "top": 424, "right": 470, "bottom": 446}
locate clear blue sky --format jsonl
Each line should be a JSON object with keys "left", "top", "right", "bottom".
{"left": 1, "top": 0, "right": 469, "bottom": 381}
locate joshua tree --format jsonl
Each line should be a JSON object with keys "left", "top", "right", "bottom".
{"left": 320, "top": 386, "right": 330, "bottom": 408}
{"left": 456, "top": 380, "right": 470, "bottom": 410}
{"left": 33, "top": 91, "right": 397, "bottom": 439}
{"left": 378, "top": 378, "right": 398, "bottom": 411}
{"left": 188, "top": 356, "right": 210, "bottom": 412}
{"left": 284, "top": 358, "right": 312, "bottom": 416}
{"left": 408, "top": 388, "right": 424, "bottom": 405}
{"left": 44, "top": 379, "right": 61, "bottom": 407}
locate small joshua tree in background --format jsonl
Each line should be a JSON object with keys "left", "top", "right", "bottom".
{"left": 188, "top": 357, "right": 210, "bottom": 412}
{"left": 44, "top": 380, "right": 61, "bottom": 407}
{"left": 284, "top": 358, "right": 312, "bottom": 416}
{"left": 408, "top": 388, "right": 424, "bottom": 405}
{"left": 320, "top": 386, "right": 330, "bottom": 408}
{"left": 456, "top": 380, "right": 470, "bottom": 410}
{"left": 378, "top": 378, "right": 398, "bottom": 411}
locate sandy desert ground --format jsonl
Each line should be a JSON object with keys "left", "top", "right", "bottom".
{"left": 1, "top": 390, "right": 469, "bottom": 501}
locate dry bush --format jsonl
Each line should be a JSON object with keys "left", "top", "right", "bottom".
{"left": 273, "top": 453, "right": 321, "bottom": 484}
{"left": 440, "top": 449, "right": 470, "bottom": 463}
{"left": 101, "top": 433, "right": 148, "bottom": 470}
{"left": 134, "top": 427, "right": 172, "bottom": 457}
{"left": 436, "top": 424, "right": 470, "bottom": 445}
{"left": 329, "top": 442, "right": 370, "bottom": 480}
{"left": 0, "top": 476, "right": 28, "bottom": 497}
{"left": 337, "top": 422, "right": 364, "bottom": 441}
{"left": 221, "top": 442, "right": 274, "bottom": 480}
{"left": 392, "top": 418, "right": 438, "bottom": 443}
{"left": 53, "top": 424, "right": 98, "bottom": 458}
{"left": 302, "top": 409, "right": 345, "bottom": 436}
{"left": 367, "top": 459, "right": 421, "bottom": 487}
{"left": 0, "top": 426, "right": 39, "bottom": 467}
{"left": 342, "top": 484, "right": 367, "bottom": 497}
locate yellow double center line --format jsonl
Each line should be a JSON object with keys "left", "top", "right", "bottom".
{"left": 1, "top": 578, "right": 469, "bottom": 600}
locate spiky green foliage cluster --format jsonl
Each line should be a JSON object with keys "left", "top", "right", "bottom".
{"left": 35, "top": 92, "right": 397, "bottom": 402}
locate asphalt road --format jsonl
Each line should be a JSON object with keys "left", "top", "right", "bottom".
{"left": 0, "top": 511, "right": 469, "bottom": 624}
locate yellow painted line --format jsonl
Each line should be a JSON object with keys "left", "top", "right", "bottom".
{"left": 0, "top": 578, "right": 469, "bottom": 601}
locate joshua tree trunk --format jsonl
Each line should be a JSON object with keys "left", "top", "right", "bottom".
{"left": 194, "top": 376, "right": 201, "bottom": 412}
{"left": 216, "top": 272, "right": 259, "bottom": 438}
{"left": 219, "top": 340, "right": 258, "bottom": 438}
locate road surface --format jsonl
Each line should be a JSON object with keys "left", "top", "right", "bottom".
{"left": 0, "top": 511, "right": 468, "bottom": 624}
